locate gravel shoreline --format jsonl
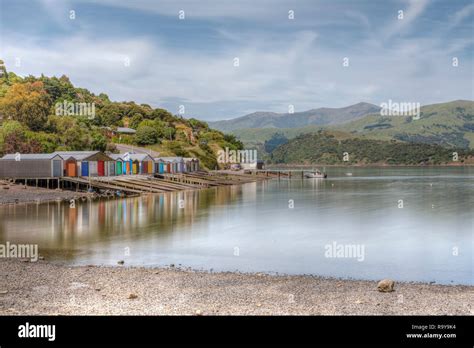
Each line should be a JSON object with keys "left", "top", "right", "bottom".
{"left": 0, "top": 182, "right": 91, "bottom": 205}
{"left": 0, "top": 259, "right": 472, "bottom": 315}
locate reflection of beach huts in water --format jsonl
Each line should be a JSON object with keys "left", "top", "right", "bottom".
{"left": 127, "top": 154, "right": 155, "bottom": 174}
{"left": 54, "top": 151, "right": 115, "bottom": 177}
{"left": 0, "top": 153, "right": 64, "bottom": 178}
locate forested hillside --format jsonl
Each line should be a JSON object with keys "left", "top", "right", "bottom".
{"left": 270, "top": 131, "right": 474, "bottom": 165}
{"left": 0, "top": 61, "right": 242, "bottom": 169}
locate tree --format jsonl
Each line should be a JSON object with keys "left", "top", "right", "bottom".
{"left": 0, "top": 120, "right": 26, "bottom": 154}
{"left": 91, "top": 132, "right": 107, "bottom": 152}
{"left": 130, "top": 113, "right": 144, "bottom": 129}
{"left": 0, "top": 81, "right": 51, "bottom": 130}
{"left": 188, "top": 118, "right": 208, "bottom": 130}
{"left": 163, "top": 126, "right": 176, "bottom": 140}
{"left": 97, "top": 103, "right": 124, "bottom": 126}
{"left": 264, "top": 132, "right": 288, "bottom": 153}
{"left": 151, "top": 108, "right": 175, "bottom": 122}
{"left": 61, "top": 125, "right": 89, "bottom": 150}
{"left": 135, "top": 125, "right": 158, "bottom": 145}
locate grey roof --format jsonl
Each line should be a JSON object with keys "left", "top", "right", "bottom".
{"left": 158, "top": 157, "right": 184, "bottom": 162}
{"left": 1, "top": 153, "right": 63, "bottom": 160}
{"left": 116, "top": 127, "right": 136, "bottom": 134}
{"left": 127, "top": 153, "right": 154, "bottom": 161}
{"left": 109, "top": 154, "right": 124, "bottom": 161}
{"left": 53, "top": 151, "right": 100, "bottom": 161}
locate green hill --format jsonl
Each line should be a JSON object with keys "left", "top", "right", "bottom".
{"left": 333, "top": 100, "right": 474, "bottom": 149}
{"left": 270, "top": 131, "right": 474, "bottom": 166}
{"left": 231, "top": 100, "right": 474, "bottom": 152}
{"left": 209, "top": 102, "right": 381, "bottom": 131}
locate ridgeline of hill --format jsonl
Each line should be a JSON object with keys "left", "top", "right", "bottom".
{"left": 270, "top": 131, "right": 474, "bottom": 166}
{"left": 228, "top": 100, "right": 474, "bottom": 153}
{"left": 0, "top": 61, "right": 242, "bottom": 169}
{"left": 209, "top": 102, "right": 381, "bottom": 132}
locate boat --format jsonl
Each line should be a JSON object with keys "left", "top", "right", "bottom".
{"left": 304, "top": 170, "right": 327, "bottom": 179}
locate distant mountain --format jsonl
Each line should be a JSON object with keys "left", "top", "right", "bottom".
{"left": 333, "top": 100, "right": 474, "bottom": 149}
{"left": 210, "top": 102, "right": 381, "bottom": 132}
{"left": 229, "top": 100, "right": 474, "bottom": 150}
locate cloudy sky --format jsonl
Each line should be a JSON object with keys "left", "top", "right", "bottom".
{"left": 0, "top": 0, "right": 473, "bottom": 120}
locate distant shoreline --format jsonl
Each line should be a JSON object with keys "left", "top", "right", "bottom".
{"left": 266, "top": 163, "right": 474, "bottom": 168}
{"left": 0, "top": 259, "right": 472, "bottom": 315}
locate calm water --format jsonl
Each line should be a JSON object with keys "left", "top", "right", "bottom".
{"left": 1, "top": 167, "right": 473, "bottom": 285}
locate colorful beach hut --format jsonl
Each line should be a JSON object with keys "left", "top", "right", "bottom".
{"left": 109, "top": 154, "right": 124, "bottom": 175}
{"left": 128, "top": 154, "right": 155, "bottom": 175}
{"left": 54, "top": 151, "right": 115, "bottom": 177}
{"left": 159, "top": 157, "right": 185, "bottom": 173}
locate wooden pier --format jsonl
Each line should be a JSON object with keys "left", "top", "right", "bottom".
{"left": 4, "top": 171, "right": 269, "bottom": 197}
{"left": 243, "top": 169, "right": 308, "bottom": 179}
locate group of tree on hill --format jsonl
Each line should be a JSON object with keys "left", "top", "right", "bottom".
{"left": 0, "top": 61, "right": 243, "bottom": 168}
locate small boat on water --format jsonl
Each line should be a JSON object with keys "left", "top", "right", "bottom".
{"left": 304, "top": 170, "right": 327, "bottom": 179}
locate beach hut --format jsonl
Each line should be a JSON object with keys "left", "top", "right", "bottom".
{"left": 128, "top": 154, "right": 155, "bottom": 175}
{"left": 54, "top": 151, "right": 114, "bottom": 177}
{"left": 241, "top": 160, "right": 265, "bottom": 170}
{"left": 106, "top": 160, "right": 115, "bottom": 176}
{"left": 64, "top": 157, "right": 77, "bottom": 177}
{"left": 109, "top": 154, "right": 124, "bottom": 175}
{"left": 159, "top": 157, "right": 184, "bottom": 173}
{"left": 154, "top": 158, "right": 167, "bottom": 174}
{"left": 124, "top": 159, "right": 132, "bottom": 175}
{"left": 0, "top": 153, "right": 64, "bottom": 178}
{"left": 184, "top": 158, "right": 199, "bottom": 172}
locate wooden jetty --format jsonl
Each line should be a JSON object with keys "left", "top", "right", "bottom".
{"left": 243, "top": 169, "right": 308, "bottom": 179}
{"left": 4, "top": 171, "right": 269, "bottom": 197}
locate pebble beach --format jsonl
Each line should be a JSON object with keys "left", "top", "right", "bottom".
{"left": 0, "top": 259, "right": 472, "bottom": 315}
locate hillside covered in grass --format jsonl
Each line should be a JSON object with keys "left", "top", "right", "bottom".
{"left": 0, "top": 61, "right": 242, "bottom": 169}
{"left": 230, "top": 100, "right": 474, "bottom": 153}
{"left": 332, "top": 100, "right": 474, "bottom": 149}
{"left": 270, "top": 131, "right": 474, "bottom": 166}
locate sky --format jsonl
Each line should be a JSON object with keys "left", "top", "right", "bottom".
{"left": 0, "top": 0, "right": 473, "bottom": 121}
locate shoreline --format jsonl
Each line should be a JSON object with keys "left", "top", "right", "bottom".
{"left": 0, "top": 172, "right": 263, "bottom": 206}
{"left": 0, "top": 182, "right": 93, "bottom": 206}
{"left": 0, "top": 259, "right": 472, "bottom": 315}
{"left": 266, "top": 163, "right": 474, "bottom": 168}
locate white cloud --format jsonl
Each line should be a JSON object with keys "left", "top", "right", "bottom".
{"left": 1, "top": 0, "right": 472, "bottom": 120}
{"left": 449, "top": 3, "right": 474, "bottom": 29}
{"left": 383, "top": 0, "right": 430, "bottom": 39}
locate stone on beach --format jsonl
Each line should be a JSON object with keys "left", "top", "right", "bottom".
{"left": 377, "top": 279, "right": 395, "bottom": 292}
